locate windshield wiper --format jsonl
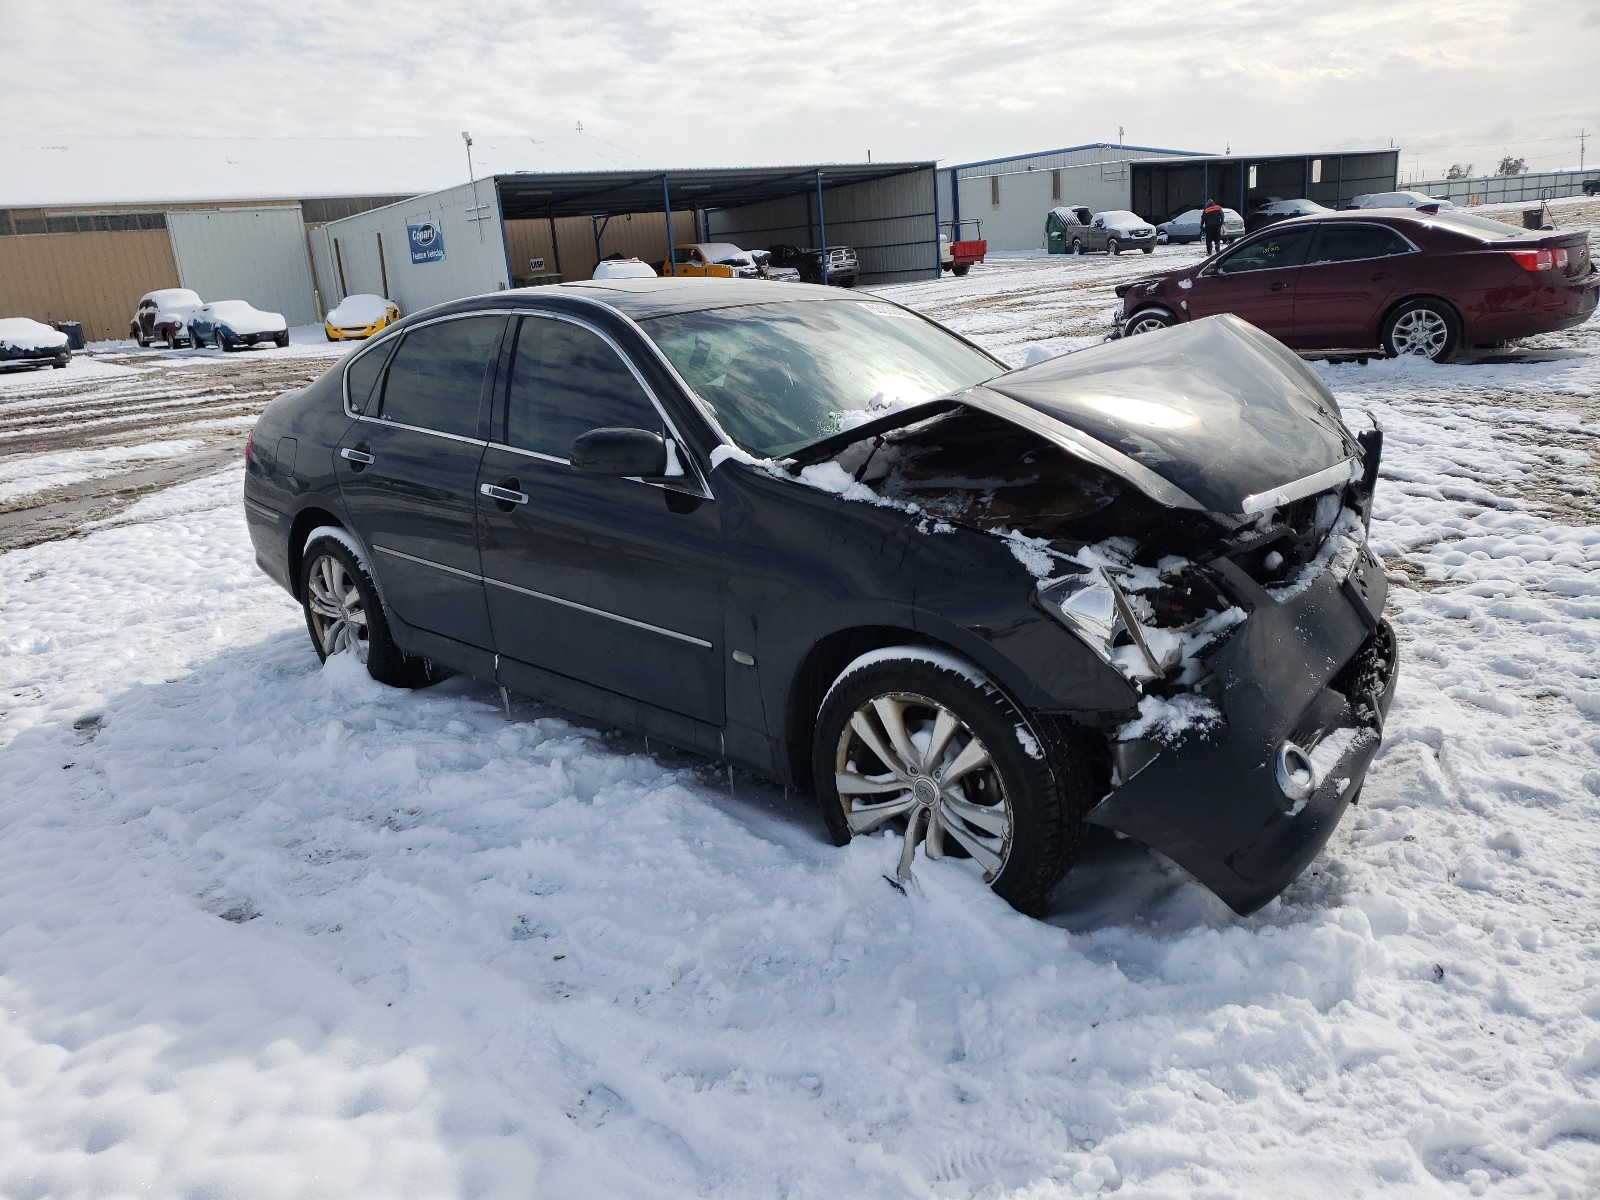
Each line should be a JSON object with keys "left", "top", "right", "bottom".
{"left": 780, "top": 398, "right": 962, "bottom": 469}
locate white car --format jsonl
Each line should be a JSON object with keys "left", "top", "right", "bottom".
{"left": 0, "top": 317, "right": 71, "bottom": 371}
{"left": 1349, "top": 190, "right": 1456, "bottom": 211}
{"left": 1156, "top": 207, "right": 1245, "bottom": 245}
{"left": 189, "top": 300, "right": 289, "bottom": 351}
{"left": 591, "top": 258, "right": 659, "bottom": 281}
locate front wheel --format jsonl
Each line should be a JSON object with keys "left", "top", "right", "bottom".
{"left": 274, "top": 332, "right": 290, "bottom": 348}
{"left": 1382, "top": 299, "right": 1459, "bottom": 362}
{"left": 1124, "top": 309, "right": 1176, "bottom": 336}
{"left": 1141, "top": 245, "right": 1154, "bottom": 254}
{"left": 812, "top": 646, "right": 1088, "bottom": 916}
{"left": 951, "top": 262, "right": 970, "bottom": 277}
{"left": 300, "top": 533, "right": 441, "bottom": 688}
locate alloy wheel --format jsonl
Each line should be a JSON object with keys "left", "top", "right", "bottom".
{"left": 1389, "top": 307, "right": 1450, "bottom": 358}
{"left": 305, "top": 553, "right": 369, "bottom": 661}
{"left": 1125, "top": 314, "right": 1172, "bottom": 336}
{"left": 834, "top": 692, "right": 1013, "bottom": 881}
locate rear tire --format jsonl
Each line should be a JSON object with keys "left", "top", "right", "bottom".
{"left": 812, "top": 646, "right": 1089, "bottom": 916}
{"left": 299, "top": 534, "right": 441, "bottom": 688}
{"left": 274, "top": 332, "right": 290, "bottom": 348}
{"left": 1071, "top": 238, "right": 1083, "bottom": 255}
{"left": 1107, "top": 238, "right": 1121, "bottom": 255}
{"left": 1381, "top": 299, "right": 1460, "bottom": 362}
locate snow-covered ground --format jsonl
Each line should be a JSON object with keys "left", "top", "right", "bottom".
{"left": 3, "top": 213, "right": 1599, "bottom": 1198}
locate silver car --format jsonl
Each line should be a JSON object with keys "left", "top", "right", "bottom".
{"left": 1156, "top": 206, "right": 1245, "bottom": 245}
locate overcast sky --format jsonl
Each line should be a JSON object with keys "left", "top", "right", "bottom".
{"left": 6, "top": 0, "right": 1597, "bottom": 182}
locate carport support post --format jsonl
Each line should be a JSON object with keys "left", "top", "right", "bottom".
{"left": 662, "top": 175, "right": 676, "bottom": 274}
{"left": 548, "top": 212, "right": 563, "bottom": 278}
{"left": 815, "top": 171, "right": 829, "bottom": 284}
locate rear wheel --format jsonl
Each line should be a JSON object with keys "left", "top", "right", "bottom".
{"left": 1124, "top": 309, "right": 1176, "bottom": 336}
{"left": 812, "top": 646, "right": 1089, "bottom": 916}
{"left": 1107, "top": 237, "right": 1121, "bottom": 255}
{"left": 1382, "top": 299, "right": 1459, "bottom": 362}
{"left": 299, "top": 533, "right": 440, "bottom": 688}
{"left": 1070, "top": 238, "right": 1083, "bottom": 255}
{"left": 274, "top": 331, "right": 290, "bottom": 348}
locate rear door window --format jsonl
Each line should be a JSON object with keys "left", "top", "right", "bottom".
{"left": 345, "top": 340, "right": 395, "bottom": 414}
{"left": 1308, "top": 224, "right": 1412, "bottom": 264}
{"left": 505, "top": 316, "right": 661, "bottom": 458}
{"left": 378, "top": 316, "right": 505, "bottom": 438}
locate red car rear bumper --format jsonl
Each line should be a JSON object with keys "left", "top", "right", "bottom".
{"left": 1465, "top": 271, "right": 1599, "bottom": 344}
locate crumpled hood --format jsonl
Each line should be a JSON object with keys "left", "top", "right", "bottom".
{"left": 957, "top": 314, "right": 1359, "bottom": 516}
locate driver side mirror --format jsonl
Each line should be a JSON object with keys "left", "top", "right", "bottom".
{"left": 570, "top": 427, "right": 669, "bottom": 477}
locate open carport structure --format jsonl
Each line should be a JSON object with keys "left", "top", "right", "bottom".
{"left": 1130, "top": 150, "right": 1401, "bottom": 220}
{"left": 312, "top": 161, "right": 941, "bottom": 317}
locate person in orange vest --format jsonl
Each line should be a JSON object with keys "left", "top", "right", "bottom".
{"left": 1201, "top": 199, "right": 1225, "bottom": 255}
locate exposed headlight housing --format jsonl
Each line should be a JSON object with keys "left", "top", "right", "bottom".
{"left": 1036, "top": 569, "right": 1181, "bottom": 684}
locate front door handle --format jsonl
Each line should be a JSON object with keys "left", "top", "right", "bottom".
{"left": 481, "top": 481, "right": 529, "bottom": 509}
{"left": 1269, "top": 281, "right": 1289, "bottom": 292}
{"left": 340, "top": 446, "right": 375, "bottom": 467}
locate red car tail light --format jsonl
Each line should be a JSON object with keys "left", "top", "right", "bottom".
{"left": 245, "top": 429, "right": 253, "bottom": 463}
{"left": 1507, "top": 248, "right": 1554, "bottom": 272}
{"left": 1553, "top": 247, "right": 1570, "bottom": 271}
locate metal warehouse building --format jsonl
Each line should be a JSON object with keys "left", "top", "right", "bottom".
{"left": 311, "top": 161, "right": 942, "bottom": 318}
{"left": 940, "top": 143, "right": 1402, "bottom": 252}
{"left": 0, "top": 135, "right": 650, "bottom": 341}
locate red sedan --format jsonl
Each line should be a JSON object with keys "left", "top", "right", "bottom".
{"left": 1113, "top": 210, "right": 1597, "bottom": 361}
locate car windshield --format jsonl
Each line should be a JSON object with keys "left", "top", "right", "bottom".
{"left": 1424, "top": 211, "right": 1529, "bottom": 241}
{"left": 208, "top": 302, "right": 253, "bottom": 319}
{"left": 1100, "top": 210, "right": 1141, "bottom": 224}
{"left": 641, "top": 299, "right": 1003, "bottom": 458}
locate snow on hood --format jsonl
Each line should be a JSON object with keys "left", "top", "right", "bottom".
{"left": 327, "top": 294, "right": 394, "bottom": 325}
{"left": 0, "top": 318, "right": 69, "bottom": 350}
{"left": 201, "top": 301, "right": 286, "bottom": 335}
{"left": 959, "top": 314, "right": 1358, "bottom": 516}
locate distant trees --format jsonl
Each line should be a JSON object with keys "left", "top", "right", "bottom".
{"left": 1445, "top": 163, "right": 1473, "bottom": 180}
{"left": 1495, "top": 156, "right": 1528, "bottom": 176}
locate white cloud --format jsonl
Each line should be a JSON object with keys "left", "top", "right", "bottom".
{"left": 2, "top": 0, "right": 1595, "bottom": 181}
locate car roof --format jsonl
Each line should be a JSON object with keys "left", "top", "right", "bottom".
{"left": 447, "top": 277, "right": 861, "bottom": 321}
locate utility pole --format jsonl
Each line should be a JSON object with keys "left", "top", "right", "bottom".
{"left": 463, "top": 130, "right": 489, "bottom": 243}
{"left": 1581, "top": 128, "right": 1587, "bottom": 172}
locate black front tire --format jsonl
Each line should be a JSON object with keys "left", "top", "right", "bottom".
{"left": 1141, "top": 245, "right": 1154, "bottom": 254}
{"left": 812, "top": 647, "right": 1089, "bottom": 916}
{"left": 951, "top": 263, "right": 971, "bottom": 277}
{"left": 274, "top": 332, "right": 290, "bottom": 348}
{"left": 299, "top": 534, "right": 441, "bottom": 688}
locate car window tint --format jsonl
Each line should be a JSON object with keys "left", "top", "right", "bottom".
{"left": 1308, "top": 225, "right": 1410, "bottom": 264}
{"left": 1215, "top": 228, "right": 1316, "bottom": 274}
{"left": 506, "top": 316, "right": 660, "bottom": 458}
{"left": 345, "top": 341, "right": 394, "bottom": 414}
{"left": 378, "top": 316, "right": 504, "bottom": 437}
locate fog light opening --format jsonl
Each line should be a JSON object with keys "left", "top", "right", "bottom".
{"left": 1275, "top": 741, "right": 1318, "bottom": 804}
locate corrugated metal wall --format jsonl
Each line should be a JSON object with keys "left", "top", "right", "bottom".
{"left": 502, "top": 211, "right": 694, "bottom": 283}
{"left": 312, "top": 181, "right": 511, "bottom": 316}
{"left": 708, "top": 169, "right": 939, "bottom": 285}
{"left": 1412, "top": 168, "right": 1595, "bottom": 205}
{"left": 0, "top": 229, "right": 180, "bottom": 341}
{"left": 167, "top": 206, "right": 319, "bottom": 326}
{"left": 958, "top": 164, "right": 1134, "bottom": 253}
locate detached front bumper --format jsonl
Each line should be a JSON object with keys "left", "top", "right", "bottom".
{"left": 1085, "top": 545, "right": 1399, "bottom": 914}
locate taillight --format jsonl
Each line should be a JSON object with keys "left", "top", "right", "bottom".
{"left": 1553, "top": 247, "right": 1570, "bottom": 270}
{"left": 1507, "top": 248, "right": 1554, "bottom": 272}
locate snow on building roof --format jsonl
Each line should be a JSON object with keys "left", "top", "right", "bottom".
{"left": 0, "top": 135, "right": 650, "bottom": 208}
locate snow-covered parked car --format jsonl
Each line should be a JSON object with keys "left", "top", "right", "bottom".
{"left": 324, "top": 294, "right": 400, "bottom": 341}
{"left": 130, "top": 288, "right": 204, "bottom": 348}
{"left": 1348, "top": 190, "right": 1456, "bottom": 212}
{"left": 591, "top": 258, "right": 660, "bottom": 281}
{"left": 0, "top": 317, "right": 71, "bottom": 371}
{"left": 244, "top": 280, "right": 1398, "bottom": 919}
{"left": 190, "top": 301, "right": 289, "bottom": 351}
{"left": 1048, "top": 207, "right": 1157, "bottom": 255}
{"left": 1156, "top": 206, "right": 1245, "bottom": 245}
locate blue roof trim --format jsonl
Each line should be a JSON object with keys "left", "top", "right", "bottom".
{"left": 947, "top": 143, "right": 1211, "bottom": 173}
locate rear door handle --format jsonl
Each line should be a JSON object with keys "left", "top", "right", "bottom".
{"left": 480, "top": 482, "right": 529, "bottom": 507}
{"left": 1269, "top": 281, "right": 1289, "bottom": 292}
{"left": 340, "top": 447, "right": 375, "bottom": 466}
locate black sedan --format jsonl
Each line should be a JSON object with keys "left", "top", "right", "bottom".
{"left": 243, "top": 280, "right": 1397, "bottom": 917}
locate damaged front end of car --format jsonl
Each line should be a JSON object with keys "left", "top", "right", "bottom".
{"left": 796, "top": 314, "right": 1399, "bottom": 913}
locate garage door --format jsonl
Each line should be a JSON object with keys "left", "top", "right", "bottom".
{"left": 167, "top": 206, "right": 317, "bottom": 326}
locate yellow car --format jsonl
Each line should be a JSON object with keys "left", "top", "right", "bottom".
{"left": 324, "top": 294, "right": 401, "bottom": 341}
{"left": 657, "top": 243, "right": 764, "bottom": 279}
